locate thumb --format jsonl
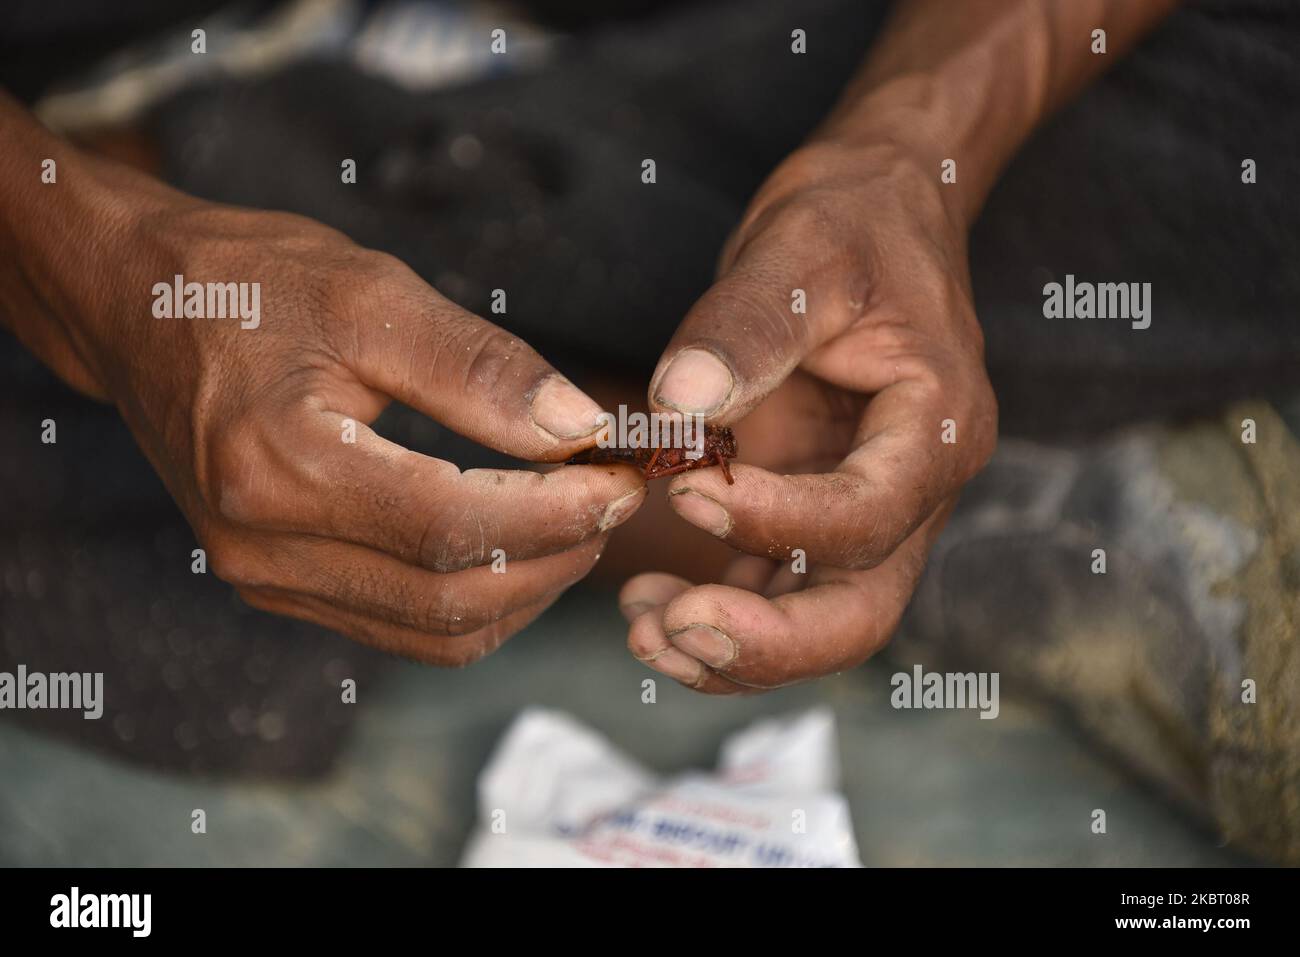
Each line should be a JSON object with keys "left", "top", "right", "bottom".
{"left": 647, "top": 211, "right": 866, "bottom": 422}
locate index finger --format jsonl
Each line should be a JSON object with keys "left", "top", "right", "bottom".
{"left": 335, "top": 253, "right": 607, "bottom": 460}
{"left": 211, "top": 402, "right": 646, "bottom": 573}
{"left": 664, "top": 376, "right": 992, "bottom": 569}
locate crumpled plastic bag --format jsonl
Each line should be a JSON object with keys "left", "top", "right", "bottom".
{"left": 460, "top": 707, "right": 861, "bottom": 867}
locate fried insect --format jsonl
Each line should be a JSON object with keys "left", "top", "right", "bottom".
{"left": 567, "top": 426, "right": 738, "bottom": 484}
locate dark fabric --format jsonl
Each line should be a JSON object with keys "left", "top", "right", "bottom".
{"left": 0, "top": 344, "right": 382, "bottom": 777}
{"left": 973, "top": 0, "right": 1300, "bottom": 434}
{"left": 152, "top": 0, "right": 885, "bottom": 385}
{"left": 149, "top": 0, "right": 1300, "bottom": 436}
{"left": 0, "top": 0, "right": 248, "bottom": 103}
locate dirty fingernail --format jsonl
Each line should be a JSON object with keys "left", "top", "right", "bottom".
{"left": 599, "top": 487, "right": 646, "bottom": 531}
{"left": 531, "top": 377, "right": 604, "bottom": 440}
{"left": 670, "top": 624, "right": 736, "bottom": 669}
{"left": 648, "top": 647, "right": 705, "bottom": 685}
{"left": 655, "top": 348, "right": 733, "bottom": 415}
{"left": 670, "top": 487, "right": 732, "bottom": 537}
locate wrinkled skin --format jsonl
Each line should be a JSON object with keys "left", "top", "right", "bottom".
{"left": 620, "top": 143, "right": 997, "bottom": 692}
{"left": 611, "top": 0, "right": 1180, "bottom": 692}
{"left": 0, "top": 136, "right": 645, "bottom": 665}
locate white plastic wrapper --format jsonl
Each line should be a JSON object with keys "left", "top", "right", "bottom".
{"left": 460, "top": 707, "right": 861, "bottom": 867}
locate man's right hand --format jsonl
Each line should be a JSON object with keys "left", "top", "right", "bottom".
{"left": 0, "top": 96, "right": 645, "bottom": 664}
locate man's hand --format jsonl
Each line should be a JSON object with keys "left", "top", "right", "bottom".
{"left": 0, "top": 95, "right": 645, "bottom": 664}
{"left": 619, "top": 0, "right": 1181, "bottom": 692}
{"left": 619, "top": 142, "right": 994, "bottom": 692}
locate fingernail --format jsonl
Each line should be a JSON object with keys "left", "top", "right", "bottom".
{"left": 530, "top": 377, "right": 604, "bottom": 440}
{"left": 669, "top": 624, "right": 736, "bottom": 669}
{"left": 619, "top": 601, "right": 656, "bottom": 622}
{"left": 669, "top": 487, "right": 732, "bottom": 537}
{"left": 599, "top": 488, "right": 646, "bottom": 531}
{"left": 649, "top": 647, "right": 705, "bottom": 686}
{"left": 654, "top": 348, "right": 733, "bottom": 415}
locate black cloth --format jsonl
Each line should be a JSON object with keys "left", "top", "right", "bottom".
{"left": 0, "top": 0, "right": 246, "bottom": 102}
{"left": 147, "top": 0, "right": 1300, "bottom": 435}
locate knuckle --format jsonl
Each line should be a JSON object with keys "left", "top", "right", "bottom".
{"left": 419, "top": 530, "right": 476, "bottom": 575}
{"left": 329, "top": 566, "right": 402, "bottom": 619}
{"left": 772, "top": 194, "right": 866, "bottom": 273}
{"left": 419, "top": 595, "right": 489, "bottom": 637}
{"left": 909, "top": 361, "right": 947, "bottom": 405}
{"left": 910, "top": 355, "right": 998, "bottom": 485}
{"left": 758, "top": 197, "right": 867, "bottom": 290}
{"left": 416, "top": 506, "right": 500, "bottom": 573}
{"left": 448, "top": 322, "right": 530, "bottom": 396}
{"left": 702, "top": 273, "right": 805, "bottom": 358}
{"left": 205, "top": 424, "right": 281, "bottom": 525}
{"left": 404, "top": 569, "right": 503, "bottom": 637}
{"left": 207, "top": 539, "right": 267, "bottom": 588}
{"left": 828, "top": 476, "right": 916, "bottom": 571}
{"left": 318, "top": 567, "right": 488, "bottom": 638}
{"left": 329, "top": 250, "right": 411, "bottom": 316}
{"left": 767, "top": 194, "right": 838, "bottom": 245}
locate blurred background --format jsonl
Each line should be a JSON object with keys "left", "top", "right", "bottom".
{"left": 0, "top": 585, "right": 1254, "bottom": 867}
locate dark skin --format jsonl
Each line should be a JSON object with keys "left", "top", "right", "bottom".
{"left": 0, "top": 0, "right": 1179, "bottom": 679}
